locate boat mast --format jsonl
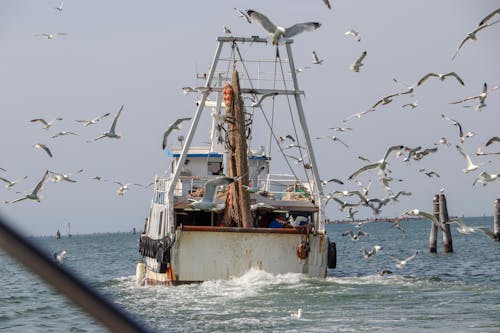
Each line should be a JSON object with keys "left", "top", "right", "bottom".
{"left": 284, "top": 41, "right": 325, "bottom": 231}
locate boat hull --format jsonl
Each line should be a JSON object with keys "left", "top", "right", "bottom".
{"left": 139, "top": 226, "right": 328, "bottom": 285}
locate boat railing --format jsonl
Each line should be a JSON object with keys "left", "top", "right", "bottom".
{"left": 154, "top": 174, "right": 313, "bottom": 203}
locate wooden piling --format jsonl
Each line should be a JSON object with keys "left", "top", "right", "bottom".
{"left": 494, "top": 199, "right": 500, "bottom": 241}
{"left": 429, "top": 194, "right": 439, "bottom": 253}
{"left": 439, "top": 194, "right": 453, "bottom": 253}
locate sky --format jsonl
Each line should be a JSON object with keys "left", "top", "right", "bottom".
{"left": 0, "top": 1, "right": 499, "bottom": 236}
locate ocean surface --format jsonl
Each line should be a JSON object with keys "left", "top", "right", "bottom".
{"left": 0, "top": 216, "right": 499, "bottom": 332}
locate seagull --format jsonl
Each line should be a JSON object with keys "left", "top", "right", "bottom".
{"left": 357, "top": 155, "right": 371, "bottom": 162}
{"left": 444, "top": 218, "right": 480, "bottom": 234}
{"left": 278, "top": 134, "right": 296, "bottom": 143}
{"left": 417, "top": 72, "right": 465, "bottom": 86}
{"left": 321, "top": 178, "right": 344, "bottom": 186}
{"left": 475, "top": 227, "right": 498, "bottom": 240}
{"left": 290, "top": 308, "right": 303, "bottom": 319}
{"left": 316, "top": 135, "right": 349, "bottom": 148}
{"left": 434, "top": 137, "right": 451, "bottom": 147}
{"left": 478, "top": 8, "right": 500, "bottom": 26}
{"left": 329, "top": 127, "right": 352, "bottom": 132}
{"left": 392, "top": 78, "right": 417, "bottom": 95}
{"left": 452, "top": 19, "right": 500, "bottom": 60}
{"left": 223, "top": 26, "right": 232, "bottom": 36}
{"left": 419, "top": 168, "right": 440, "bottom": 178}
{"left": 30, "top": 117, "right": 63, "bottom": 130}
{"left": 288, "top": 215, "right": 309, "bottom": 227}
{"left": 251, "top": 92, "right": 279, "bottom": 108}
{"left": 34, "top": 32, "right": 67, "bottom": 39}
{"left": 345, "top": 29, "right": 361, "bottom": 42}
{"left": 449, "top": 83, "right": 499, "bottom": 111}
{"left": 234, "top": 8, "right": 251, "bottom": 24}
{"left": 242, "top": 165, "right": 266, "bottom": 193}
{"left": 115, "top": 182, "right": 144, "bottom": 196}
{"left": 342, "top": 230, "right": 370, "bottom": 242}
{"left": 0, "top": 175, "right": 28, "bottom": 189}
{"left": 371, "top": 93, "right": 401, "bottom": 109}
{"left": 246, "top": 10, "right": 321, "bottom": 45}
{"left": 312, "top": 51, "right": 324, "bottom": 64}
{"left": 49, "top": 169, "right": 84, "bottom": 183}
{"left": 53, "top": 250, "right": 67, "bottom": 264}
{"left": 402, "top": 209, "right": 445, "bottom": 231}
{"left": 33, "top": 143, "right": 53, "bottom": 158}
{"left": 342, "top": 109, "right": 373, "bottom": 123}
{"left": 189, "top": 176, "right": 239, "bottom": 210}
{"left": 441, "top": 114, "right": 471, "bottom": 144}
{"left": 51, "top": 131, "right": 78, "bottom": 139}
{"left": 53, "top": 1, "right": 64, "bottom": 12}
{"left": 329, "top": 197, "right": 361, "bottom": 211}
{"left": 93, "top": 105, "right": 124, "bottom": 141}
{"left": 348, "top": 145, "right": 404, "bottom": 179}
{"left": 376, "top": 269, "right": 393, "bottom": 276}
{"left": 350, "top": 51, "right": 367, "bottom": 72}
{"left": 6, "top": 170, "right": 49, "bottom": 204}
{"left": 390, "top": 250, "right": 418, "bottom": 269}
{"left": 162, "top": 117, "right": 192, "bottom": 149}
{"left": 456, "top": 145, "right": 482, "bottom": 173}
{"left": 485, "top": 136, "right": 500, "bottom": 146}
{"left": 75, "top": 112, "right": 111, "bottom": 126}
{"left": 322, "top": 0, "right": 332, "bottom": 10}
{"left": 402, "top": 101, "right": 418, "bottom": 109}
{"left": 379, "top": 176, "right": 403, "bottom": 191}
{"left": 473, "top": 171, "right": 499, "bottom": 186}
{"left": 347, "top": 207, "right": 358, "bottom": 221}
{"left": 360, "top": 245, "right": 382, "bottom": 259}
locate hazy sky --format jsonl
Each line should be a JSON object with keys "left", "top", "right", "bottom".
{"left": 0, "top": 1, "right": 499, "bottom": 236}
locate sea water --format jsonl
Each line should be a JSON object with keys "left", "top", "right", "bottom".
{"left": 0, "top": 216, "right": 498, "bottom": 332}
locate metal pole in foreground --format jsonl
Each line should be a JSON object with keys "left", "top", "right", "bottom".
{"left": 494, "top": 199, "right": 500, "bottom": 241}
{"left": 0, "top": 215, "right": 152, "bottom": 333}
{"left": 429, "top": 194, "right": 439, "bottom": 253}
{"left": 439, "top": 194, "right": 453, "bottom": 253}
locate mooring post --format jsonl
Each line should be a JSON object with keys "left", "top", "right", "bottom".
{"left": 494, "top": 199, "right": 500, "bottom": 241}
{"left": 439, "top": 194, "right": 453, "bottom": 253}
{"left": 429, "top": 194, "right": 439, "bottom": 253}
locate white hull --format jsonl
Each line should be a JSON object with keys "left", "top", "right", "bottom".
{"left": 138, "top": 227, "right": 328, "bottom": 285}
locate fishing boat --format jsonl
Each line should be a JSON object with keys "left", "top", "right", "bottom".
{"left": 136, "top": 36, "right": 336, "bottom": 285}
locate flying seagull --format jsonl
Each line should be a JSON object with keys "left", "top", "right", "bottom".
{"left": 392, "top": 78, "right": 417, "bottom": 95}
{"left": 115, "top": 182, "right": 144, "bottom": 196}
{"left": 49, "top": 169, "right": 84, "bottom": 183}
{"left": 402, "top": 209, "right": 445, "bottom": 231}
{"left": 189, "top": 176, "right": 239, "bottom": 210}
{"left": 348, "top": 145, "right": 404, "bottom": 179}
{"left": 33, "top": 143, "right": 53, "bottom": 158}
{"left": 251, "top": 92, "right": 279, "bottom": 108}
{"left": 390, "top": 250, "right": 418, "bottom": 269}
{"left": 342, "top": 109, "right": 373, "bottom": 122}
{"left": 444, "top": 218, "right": 481, "bottom": 234}
{"left": 342, "top": 230, "right": 370, "bottom": 242}
{"left": 53, "top": 250, "right": 67, "bottom": 264}
{"left": 93, "top": 105, "right": 124, "bottom": 141}
{"left": 51, "top": 131, "right": 78, "bottom": 139}
{"left": 473, "top": 171, "right": 499, "bottom": 186}
{"left": 162, "top": 117, "right": 192, "bottom": 150}
{"left": 34, "top": 32, "right": 67, "bottom": 39}
{"left": 223, "top": 26, "right": 232, "bottom": 36}
{"left": 6, "top": 170, "right": 49, "bottom": 204}
{"left": 75, "top": 112, "right": 111, "bottom": 126}
{"left": 360, "top": 245, "right": 382, "bottom": 259}
{"left": 53, "top": 1, "right": 64, "bottom": 12}
{"left": 312, "top": 50, "right": 324, "bottom": 64}
{"left": 452, "top": 19, "right": 500, "bottom": 60}
{"left": 234, "top": 8, "right": 251, "bottom": 24}
{"left": 441, "top": 114, "right": 472, "bottom": 143}
{"left": 455, "top": 145, "right": 482, "bottom": 173}
{"left": 322, "top": 0, "right": 332, "bottom": 10}
{"left": 316, "top": 135, "right": 349, "bottom": 148}
{"left": 417, "top": 72, "right": 465, "bottom": 86}
{"left": 30, "top": 117, "right": 63, "bottom": 130}
{"left": 0, "top": 175, "right": 28, "bottom": 189}
{"left": 345, "top": 29, "right": 361, "bottom": 42}
{"left": 350, "top": 51, "right": 367, "bottom": 72}
{"left": 449, "top": 83, "right": 499, "bottom": 111}
{"left": 371, "top": 93, "right": 401, "bottom": 109}
{"left": 246, "top": 10, "right": 321, "bottom": 45}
